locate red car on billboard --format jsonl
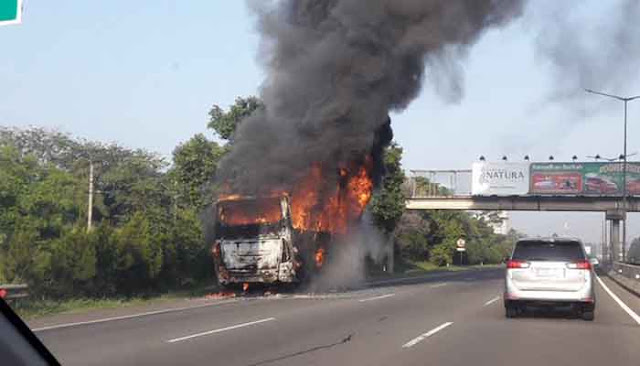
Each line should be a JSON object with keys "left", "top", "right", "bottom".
{"left": 585, "top": 175, "right": 618, "bottom": 195}
{"left": 531, "top": 173, "right": 582, "bottom": 194}
{"left": 626, "top": 179, "right": 640, "bottom": 195}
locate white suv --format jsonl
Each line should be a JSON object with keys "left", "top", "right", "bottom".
{"left": 504, "top": 237, "right": 595, "bottom": 321}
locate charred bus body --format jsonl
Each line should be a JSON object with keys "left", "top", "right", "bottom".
{"left": 211, "top": 194, "right": 330, "bottom": 287}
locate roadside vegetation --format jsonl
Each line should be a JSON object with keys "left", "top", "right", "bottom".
{"left": 1, "top": 96, "right": 519, "bottom": 319}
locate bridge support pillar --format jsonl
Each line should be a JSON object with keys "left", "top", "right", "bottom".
{"left": 606, "top": 210, "right": 624, "bottom": 263}
{"left": 610, "top": 219, "right": 620, "bottom": 263}
{"left": 601, "top": 221, "right": 609, "bottom": 265}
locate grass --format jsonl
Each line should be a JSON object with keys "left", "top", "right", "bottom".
{"left": 368, "top": 260, "right": 503, "bottom": 279}
{"left": 408, "top": 261, "right": 502, "bottom": 273}
{"left": 10, "top": 284, "right": 216, "bottom": 321}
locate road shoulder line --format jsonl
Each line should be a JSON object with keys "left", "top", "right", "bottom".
{"left": 32, "top": 299, "right": 238, "bottom": 332}
{"left": 596, "top": 275, "right": 640, "bottom": 325}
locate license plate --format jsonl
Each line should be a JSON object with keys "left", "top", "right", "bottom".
{"left": 536, "top": 268, "right": 562, "bottom": 277}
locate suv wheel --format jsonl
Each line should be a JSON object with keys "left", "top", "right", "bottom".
{"left": 582, "top": 310, "right": 595, "bottom": 321}
{"left": 505, "top": 305, "right": 518, "bottom": 318}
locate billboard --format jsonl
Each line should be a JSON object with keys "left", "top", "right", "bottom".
{"left": 472, "top": 162, "right": 530, "bottom": 196}
{"left": 530, "top": 162, "right": 640, "bottom": 196}
{"left": 529, "top": 163, "right": 583, "bottom": 194}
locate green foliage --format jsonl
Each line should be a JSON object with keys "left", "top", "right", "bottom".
{"left": 394, "top": 212, "right": 430, "bottom": 261}
{"left": 112, "top": 212, "right": 164, "bottom": 294}
{"left": 171, "top": 134, "right": 225, "bottom": 208}
{"left": 208, "top": 96, "right": 263, "bottom": 141}
{"left": 0, "top": 127, "right": 217, "bottom": 300}
{"left": 430, "top": 244, "right": 453, "bottom": 266}
{"left": 50, "top": 228, "right": 97, "bottom": 297}
{"left": 392, "top": 208, "right": 520, "bottom": 267}
{"left": 160, "top": 208, "right": 209, "bottom": 287}
{"left": 370, "top": 143, "right": 406, "bottom": 233}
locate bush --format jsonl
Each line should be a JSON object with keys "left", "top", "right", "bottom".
{"left": 430, "top": 244, "right": 452, "bottom": 267}
{"left": 49, "top": 228, "right": 97, "bottom": 297}
{"left": 112, "top": 212, "right": 163, "bottom": 295}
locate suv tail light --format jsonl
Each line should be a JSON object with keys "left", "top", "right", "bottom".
{"left": 507, "top": 259, "right": 530, "bottom": 269}
{"left": 566, "top": 260, "right": 591, "bottom": 270}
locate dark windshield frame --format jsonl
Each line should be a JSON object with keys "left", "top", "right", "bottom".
{"left": 512, "top": 240, "right": 586, "bottom": 261}
{"left": 215, "top": 220, "right": 284, "bottom": 240}
{"left": 216, "top": 198, "right": 284, "bottom": 226}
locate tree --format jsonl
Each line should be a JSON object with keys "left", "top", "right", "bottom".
{"left": 370, "top": 143, "right": 406, "bottom": 233}
{"left": 394, "top": 212, "right": 430, "bottom": 261}
{"left": 207, "top": 96, "right": 263, "bottom": 141}
{"left": 159, "top": 208, "right": 209, "bottom": 287}
{"left": 50, "top": 228, "right": 97, "bottom": 297}
{"left": 112, "top": 212, "right": 163, "bottom": 294}
{"left": 171, "top": 134, "right": 225, "bottom": 208}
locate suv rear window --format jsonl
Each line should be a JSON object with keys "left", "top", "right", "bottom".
{"left": 512, "top": 240, "right": 585, "bottom": 261}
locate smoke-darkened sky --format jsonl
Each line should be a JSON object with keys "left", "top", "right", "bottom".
{"left": 1, "top": 0, "right": 640, "bottom": 243}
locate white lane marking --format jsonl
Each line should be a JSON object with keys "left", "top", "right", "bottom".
{"left": 402, "top": 322, "right": 453, "bottom": 348}
{"left": 483, "top": 296, "right": 500, "bottom": 307}
{"left": 430, "top": 283, "right": 448, "bottom": 288}
{"left": 358, "top": 293, "right": 395, "bottom": 302}
{"left": 32, "top": 299, "right": 238, "bottom": 332}
{"left": 167, "top": 317, "right": 276, "bottom": 343}
{"left": 596, "top": 275, "right": 640, "bottom": 326}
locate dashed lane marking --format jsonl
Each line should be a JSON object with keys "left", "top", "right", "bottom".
{"left": 402, "top": 322, "right": 454, "bottom": 348}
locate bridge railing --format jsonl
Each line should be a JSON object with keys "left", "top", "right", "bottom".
{"left": 408, "top": 170, "right": 472, "bottom": 198}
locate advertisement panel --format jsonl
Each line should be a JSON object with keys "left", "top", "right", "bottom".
{"left": 530, "top": 162, "right": 640, "bottom": 196}
{"left": 472, "top": 162, "right": 529, "bottom": 196}
{"left": 529, "top": 163, "right": 583, "bottom": 195}
{"left": 583, "top": 162, "right": 640, "bottom": 195}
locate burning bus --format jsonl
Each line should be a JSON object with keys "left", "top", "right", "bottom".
{"left": 212, "top": 118, "right": 392, "bottom": 288}
{"left": 212, "top": 194, "right": 301, "bottom": 286}
{"left": 212, "top": 160, "right": 374, "bottom": 288}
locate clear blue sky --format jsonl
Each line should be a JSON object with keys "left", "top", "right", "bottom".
{"left": 2, "top": 0, "right": 639, "bottom": 243}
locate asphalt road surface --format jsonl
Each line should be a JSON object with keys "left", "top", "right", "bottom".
{"left": 32, "top": 268, "right": 640, "bottom": 366}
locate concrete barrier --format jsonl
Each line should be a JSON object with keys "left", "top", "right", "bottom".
{"left": 607, "top": 262, "right": 640, "bottom": 297}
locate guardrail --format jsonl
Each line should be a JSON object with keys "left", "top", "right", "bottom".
{"left": 0, "top": 284, "right": 29, "bottom": 300}
{"left": 608, "top": 262, "right": 640, "bottom": 296}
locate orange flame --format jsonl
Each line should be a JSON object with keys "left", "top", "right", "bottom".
{"left": 315, "top": 248, "right": 325, "bottom": 268}
{"left": 290, "top": 158, "right": 373, "bottom": 234}
{"left": 218, "top": 157, "right": 374, "bottom": 235}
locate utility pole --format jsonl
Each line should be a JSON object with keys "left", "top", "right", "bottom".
{"left": 585, "top": 89, "right": 640, "bottom": 262}
{"left": 87, "top": 161, "right": 94, "bottom": 232}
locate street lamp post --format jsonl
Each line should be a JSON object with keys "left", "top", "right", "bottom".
{"left": 585, "top": 89, "right": 640, "bottom": 262}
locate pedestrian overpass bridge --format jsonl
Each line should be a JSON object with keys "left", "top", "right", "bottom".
{"left": 406, "top": 195, "right": 640, "bottom": 213}
{"left": 405, "top": 169, "right": 639, "bottom": 264}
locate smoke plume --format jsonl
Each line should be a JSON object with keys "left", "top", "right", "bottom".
{"left": 530, "top": 0, "right": 640, "bottom": 104}
{"left": 217, "top": 0, "right": 525, "bottom": 193}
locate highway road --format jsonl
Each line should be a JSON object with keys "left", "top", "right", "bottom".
{"left": 32, "top": 268, "right": 640, "bottom": 366}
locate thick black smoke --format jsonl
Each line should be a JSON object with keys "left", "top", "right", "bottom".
{"left": 217, "top": 0, "right": 525, "bottom": 193}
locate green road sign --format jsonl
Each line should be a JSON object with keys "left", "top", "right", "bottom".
{"left": 0, "top": 0, "right": 22, "bottom": 26}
